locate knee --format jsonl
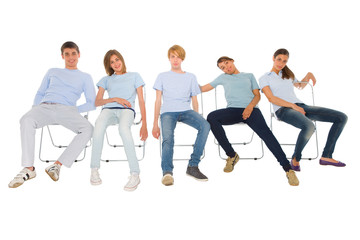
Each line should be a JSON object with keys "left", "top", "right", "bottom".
{"left": 202, "top": 120, "right": 211, "bottom": 133}
{"left": 20, "top": 114, "right": 36, "bottom": 129}
{"left": 81, "top": 122, "right": 94, "bottom": 137}
{"left": 303, "top": 122, "right": 315, "bottom": 138}
{"left": 206, "top": 112, "right": 217, "bottom": 126}
{"left": 338, "top": 112, "right": 348, "bottom": 125}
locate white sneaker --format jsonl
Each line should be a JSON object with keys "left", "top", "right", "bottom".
{"left": 45, "top": 163, "right": 61, "bottom": 181}
{"left": 90, "top": 168, "right": 102, "bottom": 185}
{"left": 124, "top": 173, "right": 140, "bottom": 191}
{"left": 8, "top": 167, "right": 36, "bottom": 188}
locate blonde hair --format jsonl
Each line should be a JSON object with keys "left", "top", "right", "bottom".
{"left": 168, "top": 45, "right": 186, "bottom": 60}
{"left": 103, "top": 49, "right": 126, "bottom": 76}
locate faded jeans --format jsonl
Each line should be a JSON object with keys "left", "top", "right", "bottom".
{"left": 276, "top": 103, "right": 348, "bottom": 161}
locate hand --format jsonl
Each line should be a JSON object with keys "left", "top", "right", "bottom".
{"left": 140, "top": 125, "right": 148, "bottom": 141}
{"left": 114, "top": 98, "right": 131, "bottom": 108}
{"left": 242, "top": 106, "right": 254, "bottom": 120}
{"left": 292, "top": 104, "right": 306, "bottom": 115}
{"left": 152, "top": 125, "right": 161, "bottom": 139}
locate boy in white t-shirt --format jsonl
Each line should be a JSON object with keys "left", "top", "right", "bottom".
{"left": 152, "top": 45, "right": 210, "bottom": 186}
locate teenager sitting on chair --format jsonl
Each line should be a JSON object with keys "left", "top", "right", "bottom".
{"left": 259, "top": 48, "right": 348, "bottom": 172}
{"left": 152, "top": 45, "right": 210, "bottom": 186}
{"left": 9, "top": 41, "right": 96, "bottom": 188}
{"left": 90, "top": 49, "right": 147, "bottom": 191}
{"left": 201, "top": 56, "right": 299, "bottom": 186}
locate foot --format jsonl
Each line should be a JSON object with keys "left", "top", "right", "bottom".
{"left": 90, "top": 168, "right": 102, "bottom": 185}
{"left": 162, "top": 173, "right": 174, "bottom": 186}
{"left": 224, "top": 153, "right": 240, "bottom": 172}
{"left": 186, "top": 166, "right": 208, "bottom": 182}
{"left": 8, "top": 167, "right": 36, "bottom": 188}
{"left": 45, "top": 163, "right": 61, "bottom": 181}
{"left": 124, "top": 173, "right": 140, "bottom": 191}
{"left": 319, "top": 158, "right": 346, "bottom": 167}
{"left": 286, "top": 170, "right": 299, "bottom": 186}
{"left": 291, "top": 158, "right": 301, "bottom": 172}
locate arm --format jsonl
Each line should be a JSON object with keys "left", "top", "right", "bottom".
{"left": 94, "top": 87, "right": 132, "bottom": 108}
{"left": 33, "top": 70, "right": 51, "bottom": 106}
{"left": 294, "top": 72, "right": 317, "bottom": 89}
{"left": 77, "top": 76, "right": 96, "bottom": 113}
{"left": 191, "top": 95, "right": 199, "bottom": 113}
{"left": 262, "top": 86, "right": 306, "bottom": 115}
{"left": 200, "top": 83, "right": 214, "bottom": 92}
{"left": 152, "top": 90, "right": 162, "bottom": 139}
{"left": 137, "top": 86, "right": 148, "bottom": 141}
{"left": 242, "top": 89, "right": 261, "bottom": 120}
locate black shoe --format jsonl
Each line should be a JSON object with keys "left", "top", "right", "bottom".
{"left": 186, "top": 166, "right": 208, "bottom": 182}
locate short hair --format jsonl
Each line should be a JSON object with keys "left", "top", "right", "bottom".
{"left": 217, "top": 56, "right": 234, "bottom": 68}
{"left": 168, "top": 45, "right": 186, "bottom": 60}
{"left": 103, "top": 49, "right": 127, "bottom": 76}
{"left": 61, "top": 41, "right": 80, "bottom": 54}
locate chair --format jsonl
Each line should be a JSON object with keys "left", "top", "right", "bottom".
{"left": 269, "top": 82, "right": 319, "bottom": 160}
{"left": 100, "top": 87, "right": 146, "bottom": 162}
{"left": 38, "top": 113, "right": 91, "bottom": 163}
{"left": 159, "top": 93, "right": 206, "bottom": 161}
{"left": 214, "top": 86, "right": 264, "bottom": 160}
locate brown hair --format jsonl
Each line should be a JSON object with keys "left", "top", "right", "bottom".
{"left": 217, "top": 56, "right": 234, "bottom": 68}
{"left": 273, "top": 48, "right": 295, "bottom": 80}
{"left": 168, "top": 45, "right": 186, "bottom": 60}
{"left": 103, "top": 49, "right": 126, "bottom": 76}
{"left": 61, "top": 41, "right": 80, "bottom": 54}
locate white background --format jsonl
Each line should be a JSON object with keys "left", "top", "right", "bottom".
{"left": 1, "top": 0, "right": 359, "bottom": 239}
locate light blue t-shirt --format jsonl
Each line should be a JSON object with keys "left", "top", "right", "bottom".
{"left": 97, "top": 72, "right": 145, "bottom": 109}
{"left": 210, "top": 72, "right": 259, "bottom": 108}
{"left": 34, "top": 68, "right": 96, "bottom": 113}
{"left": 258, "top": 71, "right": 302, "bottom": 112}
{"left": 153, "top": 71, "right": 201, "bottom": 113}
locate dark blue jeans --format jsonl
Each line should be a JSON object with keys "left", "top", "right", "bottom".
{"left": 207, "top": 108, "right": 291, "bottom": 172}
{"left": 276, "top": 103, "right": 348, "bottom": 161}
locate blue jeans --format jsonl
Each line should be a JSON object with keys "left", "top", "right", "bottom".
{"left": 160, "top": 110, "right": 210, "bottom": 174}
{"left": 90, "top": 109, "right": 140, "bottom": 174}
{"left": 207, "top": 108, "right": 291, "bottom": 172}
{"left": 276, "top": 103, "right": 348, "bottom": 161}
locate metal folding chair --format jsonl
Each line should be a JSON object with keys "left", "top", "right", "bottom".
{"left": 214, "top": 86, "right": 264, "bottom": 160}
{"left": 38, "top": 112, "right": 91, "bottom": 163}
{"left": 159, "top": 93, "right": 206, "bottom": 161}
{"left": 269, "top": 82, "right": 319, "bottom": 160}
{"left": 100, "top": 87, "right": 146, "bottom": 162}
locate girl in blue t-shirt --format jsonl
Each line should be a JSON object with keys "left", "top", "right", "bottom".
{"left": 201, "top": 56, "right": 299, "bottom": 186}
{"left": 259, "top": 48, "right": 347, "bottom": 171}
{"left": 90, "top": 49, "right": 148, "bottom": 191}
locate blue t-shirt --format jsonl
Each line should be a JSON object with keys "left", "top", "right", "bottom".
{"left": 210, "top": 72, "right": 259, "bottom": 108}
{"left": 97, "top": 72, "right": 145, "bottom": 109}
{"left": 258, "top": 71, "right": 302, "bottom": 112}
{"left": 33, "top": 68, "right": 96, "bottom": 113}
{"left": 153, "top": 71, "right": 201, "bottom": 113}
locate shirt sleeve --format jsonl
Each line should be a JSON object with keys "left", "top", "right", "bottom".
{"left": 33, "top": 69, "right": 51, "bottom": 105}
{"left": 190, "top": 74, "right": 201, "bottom": 96}
{"left": 77, "top": 74, "right": 96, "bottom": 113}
{"left": 258, "top": 74, "right": 270, "bottom": 91}
{"left": 209, "top": 74, "right": 223, "bottom": 88}
{"left": 96, "top": 76, "right": 108, "bottom": 90}
{"left": 153, "top": 73, "right": 163, "bottom": 91}
{"left": 134, "top": 72, "right": 145, "bottom": 89}
{"left": 249, "top": 73, "right": 260, "bottom": 90}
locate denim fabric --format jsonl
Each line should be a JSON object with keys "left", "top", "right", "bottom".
{"left": 207, "top": 108, "right": 291, "bottom": 172}
{"left": 276, "top": 103, "right": 348, "bottom": 161}
{"left": 90, "top": 109, "right": 139, "bottom": 173}
{"left": 160, "top": 110, "right": 210, "bottom": 174}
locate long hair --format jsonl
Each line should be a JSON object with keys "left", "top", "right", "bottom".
{"left": 103, "top": 49, "right": 126, "bottom": 76}
{"left": 273, "top": 48, "right": 295, "bottom": 80}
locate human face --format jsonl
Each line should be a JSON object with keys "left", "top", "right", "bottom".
{"left": 218, "top": 60, "right": 238, "bottom": 75}
{"left": 62, "top": 48, "right": 80, "bottom": 70}
{"left": 169, "top": 52, "right": 183, "bottom": 72}
{"left": 61, "top": 48, "right": 80, "bottom": 69}
{"left": 272, "top": 54, "right": 289, "bottom": 73}
{"left": 110, "top": 54, "right": 124, "bottom": 74}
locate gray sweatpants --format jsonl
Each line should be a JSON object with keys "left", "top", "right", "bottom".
{"left": 20, "top": 103, "right": 93, "bottom": 168}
